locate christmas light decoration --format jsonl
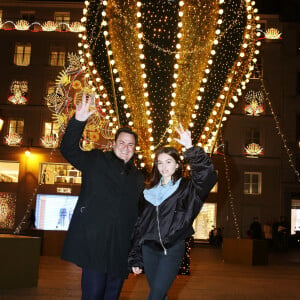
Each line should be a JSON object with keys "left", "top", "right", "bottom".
{"left": 0, "top": 20, "right": 85, "bottom": 32}
{"left": 257, "top": 71, "right": 300, "bottom": 183}
{"left": 0, "top": 193, "right": 16, "bottom": 229}
{"left": 244, "top": 89, "right": 264, "bottom": 116}
{"left": 8, "top": 81, "right": 28, "bottom": 105}
{"left": 197, "top": 0, "right": 260, "bottom": 153}
{"left": 220, "top": 135, "right": 241, "bottom": 238}
{"left": 45, "top": 53, "right": 116, "bottom": 151}
{"left": 244, "top": 142, "right": 263, "bottom": 157}
{"left": 4, "top": 133, "right": 23, "bottom": 146}
{"left": 40, "top": 135, "right": 59, "bottom": 148}
{"left": 257, "top": 27, "right": 282, "bottom": 40}
{"left": 75, "top": 0, "right": 259, "bottom": 169}
{"left": 178, "top": 236, "right": 193, "bottom": 275}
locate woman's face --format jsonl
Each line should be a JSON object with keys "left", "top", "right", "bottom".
{"left": 157, "top": 153, "right": 178, "bottom": 183}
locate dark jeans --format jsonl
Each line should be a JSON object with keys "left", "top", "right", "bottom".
{"left": 81, "top": 268, "right": 124, "bottom": 300}
{"left": 142, "top": 240, "right": 185, "bottom": 300}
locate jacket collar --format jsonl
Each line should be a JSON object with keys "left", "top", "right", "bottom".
{"left": 109, "top": 150, "right": 134, "bottom": 171}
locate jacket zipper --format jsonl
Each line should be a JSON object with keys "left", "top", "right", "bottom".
{"left": 156, "top": 206, "right": 167, "bottom": 255}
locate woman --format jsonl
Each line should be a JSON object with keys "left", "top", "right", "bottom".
{"left": 128, "top": 125, "right": 218, "bottom": 300}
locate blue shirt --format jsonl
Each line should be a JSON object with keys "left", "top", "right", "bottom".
{"left": 143, "top": 178, "right": 182, "bottom": 206}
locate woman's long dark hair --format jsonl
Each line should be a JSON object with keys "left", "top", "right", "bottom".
{"left": 146, "top": 147, "right": 183, "bottom": 189}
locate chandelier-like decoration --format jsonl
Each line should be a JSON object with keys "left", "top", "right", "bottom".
{"left": 49, "top": 0, "right": 260, "bottom": 169}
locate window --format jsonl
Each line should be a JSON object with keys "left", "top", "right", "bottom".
{"left": 291, "top": 199, "right": 300, "bottom": 234}
{"left": 245, "top": 128, "right": 260, "bottom": 145}
{"left": 14, "top": 43, "right": 31, "bottom": 66}
{"left": 49, "top": 49, "right": 65, "bottom": 66}
{"left": 35, "top": 194, "right": 78, "bottom": 230}
{"left": 0, "top": 161, "right": 19, "bottom": 182}
{"left": 54, "top": 12, "right": 70, "bottom": 31}
{"left": 20, "top": 11, "right": 35, "bottom": 23}
{"left": 40, "top": 163, "right": 81, "bottom": 185}
{"left": 210, "top": 182, "right": 218, "bottom": 193}
{"left": 9, "top": 119, "right": 24, "bottom": 135}
{"left": 245, "top": 128, "right": 263, "bottom": 157}
{"left": 244, "top": 172, "right": 262, "bottom": 195}
{"left": 4, "top": 119, "right": 24, "bottom": 146}
{"left": 193, "top": 203, "right": 217, "bottom": 239}
{"left": 47, "top": 82, "right": 56, "bottom": 95}
{"left": 44, "top": 122, "right": 59, "bottom": 137}
{"left": 20, "top": 11, "right": 36, "bottom": 30}
{"left": 210, "top": 170, "right": 218, "bottom": 193}
{"left": 40, "top": 122, "right": 59, "bottom": 148}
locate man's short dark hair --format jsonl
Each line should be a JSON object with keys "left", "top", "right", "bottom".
{"left": 114, "top": 127, "right": 138, "bottom": 144}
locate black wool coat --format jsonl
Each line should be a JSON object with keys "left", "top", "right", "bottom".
{"left": 60, "top": 117, "right": 144, "bottom": 278}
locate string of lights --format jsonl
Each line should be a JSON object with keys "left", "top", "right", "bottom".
{"left": 220, "top": 134, "right": 241, "bottom": 239}
{"left": 195, "top": 0, "right": 261, "bottom": 154}
{"left": 259, "top": 73, "right": 300, "bottom": 183}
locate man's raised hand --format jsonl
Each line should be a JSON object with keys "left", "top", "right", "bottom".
{"left": 75, "top": 93, "right": 96, "bottom": 122}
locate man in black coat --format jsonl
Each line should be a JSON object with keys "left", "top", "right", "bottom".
{"left": 60, "top": 94, "right": 144, "bottom": 300}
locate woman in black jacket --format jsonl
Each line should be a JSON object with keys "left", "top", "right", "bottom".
{"left": 128, "top": 125, "right": 218, "bottom": 300}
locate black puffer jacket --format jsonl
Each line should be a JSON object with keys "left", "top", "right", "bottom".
{"left": 128, "top": 146, "right": 217, "bottom": 268}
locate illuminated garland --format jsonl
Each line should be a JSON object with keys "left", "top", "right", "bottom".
{"left": 197, "top": 0, "right": 261, "bottom": 153}
{"left": 220, "top": 134, "right": 241, "bottom": 238}
{"left": 0, "top": 20, "right": 84, "bottom": 32}
{"left": 167, "top": 0, "right": 219, "bottom": 148}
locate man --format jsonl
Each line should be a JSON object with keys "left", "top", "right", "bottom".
{"left": 248, "top": 217, "right": 262, "bottom": 239}
{"left": 60, "top": 94, "right": 144, "bottom": 300}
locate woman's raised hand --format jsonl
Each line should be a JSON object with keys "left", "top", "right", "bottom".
{"left": 174, "top": 123, "right": 193, "bottom": 149}
{"left": 132, "top": 266, "right": 143, "bottom": 275}
{"left": 75, "top": 93, "right": 96, "bottom": 121}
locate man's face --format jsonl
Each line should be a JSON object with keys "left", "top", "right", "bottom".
{"left": 113, "top": 132, "right": 136, "bottom": 163}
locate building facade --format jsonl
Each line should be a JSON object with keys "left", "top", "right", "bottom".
{"left": 0, "top": 1, "right": 299, "bottom": 246}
